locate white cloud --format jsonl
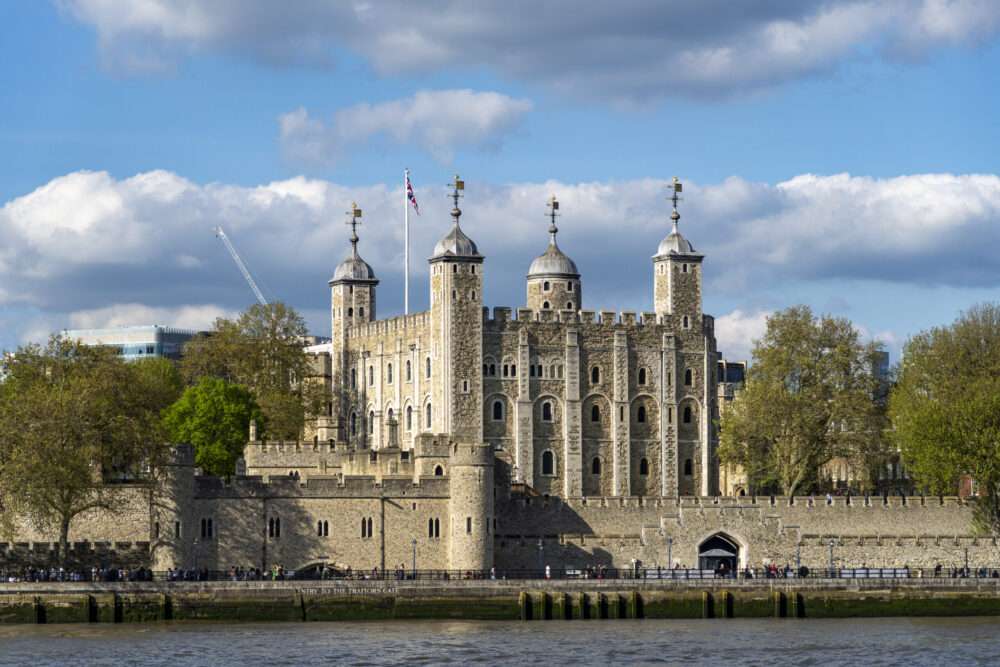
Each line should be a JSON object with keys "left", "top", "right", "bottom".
{"left": 3, "top": 168, "right": 1000, "bottom": 353}
{"left": 66, "top": 303, "right": 237, "bottom": 331}
{"left": 278, "top": 90, "right": 533, "bottom": 165}
{"left": 62, "top": 1, "right": 1000, "bottom": 102}
{"left": 715, "top": 310, "right": 771, "bottom": 361}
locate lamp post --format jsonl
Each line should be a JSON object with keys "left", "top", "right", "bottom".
{"left": 667, "top": 536, "right": 673, "bottom": 574}
{"left": 412, "top": 538, "right": 417, "bottom": 579}
{"left": 828, "top": 539, "right": 835, "bottom": 576}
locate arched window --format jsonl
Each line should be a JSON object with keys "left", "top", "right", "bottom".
{"left": 542, "top": 301, "right": 550, "bottom": 309}
{"left": 568, "top": 282, "right": 574, "bottom": 291}
{"left": 511, "top": 364, "right": 517, "bottom": 376}
{"left": 387, "top": 363, "right": 393, "bottom": 384}
{"left": 566, "top": 302, "right": 573, "bottom": 310}
{"left": 317, "top": 521, "right": 324, "bottom": 537}
{"left": 347, "top": 307, "right": 354, "bottom": 317}
{"left": 542, "top": 450, "right": 555, "bottom": 475}
{"left": 684, "top": 459, "right": 693, "bottom": 476}
{"left": 274, "top": 517, "right": 281, "bottom": 539}
{"left": 406, "top": 406, "right": 412, "bottom": 430}
{"left": 387, "top": 408, "right": 394, "bottom": 423}
{"left": 683, "top": 406, "right": 693, "bottom": 424}
{"left": 369, "top": 411, "right": 375, "bottom": 434}
{"left": 434, "top": 518, "right": 440, "bottom": 537}
{"left": 426, "top": 357, "right": 431, "bottom": 378}
{"left": 406, "top": 360, "right": 412, "bottom": 381}
{"left": 434, "top": 465, "right": 444, "bottom": 476}
{"left": 428, "top": 518, "right": 435, "bottom": 538}
{"left": 592, "top": 457, "right": 601, "bottom": 475}
{"left": 368, "top": 366, "right": 374, "bottom": 386}
{"left": 638, "top": 368, "right": 647, "bottom": 385}
{"left": 489, "top": 364, "right": 496, "bottom": 376}
{"left": 591, "top": 367, "right": 600, "bottom": 384}
{"left": 684, "top": 369, "right": 692, "bottom": 386}
{"left": 350, "top": 411, "right": 357, "bottom": 436}
{"left": 367, "top": 517, "right": 373, "bottom": 537}
{"left": 350, "top": 368, "right": 356, "bottom": 388}
{"left": 542, "top": 401, "right": 553, "bottom": 422}
{"left": 361, "top": 517, "right": 367, "bottom": 538}
{"left": 502, "top": 364, "right": 509, "bottom": 377}
{"left": 637, "top": 406, "right": 646, "bottom": 423}
{"left": 543, "top": 280, "right": 550, "bottom": 291}
{"left": 492, "top": 400, "right": 503, "bottom": 421}
{"left": 425, "top": 403, "right": 432, "bottom": 428}
{"left": 639, "top": 458, "right": 649, "bottom": 476}
{"left": 591, "top": 405, "right": 601, "bottom": 422}
{"left": 268, "top": 518, "right": 274, "bottom": 538}
{"left": 323, "top": 520, "right": 329, "bottom": 537}
{"left": 483, "top": 364, "right": 488, "bottom": 376}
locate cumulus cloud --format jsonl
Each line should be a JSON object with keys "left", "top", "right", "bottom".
{"left": 3, "top": 168, "right": 1000, "bottom": 353}
{"left": 279, "top": 90, "right": 533, "bottom": 165}
{"left": 65, "top": 303, "right": 238, "bottom": 331}
{"left": 62, "top": 0, "right": 1000, "bottom": 102}
{"left": 715, "top": 310, "right": 771, "bottom": 362}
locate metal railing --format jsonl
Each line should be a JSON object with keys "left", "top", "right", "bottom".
{"left": 5, "top": 565, "right": 1000, "bottom": 584}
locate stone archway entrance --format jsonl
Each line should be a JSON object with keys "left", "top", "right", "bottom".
{"left": 698, "top": 533, "right": 740, "bottom": 573}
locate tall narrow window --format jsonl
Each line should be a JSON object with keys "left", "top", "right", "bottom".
{"left": 542, "top": 401, "right": 553, "bottom": 422}
{"left": 543, "top": 281, "right": 550, "bottom": 291}
{"left": 351, "top": 368, "right": 356, "bottom": 388}
{"left": 318, "top": 521, "right": 324, "bottom": 537}
{"left": 637, "top": 406, "right": 646, "bottom": 423}
{"left": 542, "top": 450, "right": 555, "bottom": 475}
{"left": 387, "top": 363, "right": 393, "bottom": 384}
{"left": 683, "top": 406, "right": 693, "bottom": 424}
{"left": 367, "top": 517, "right": 373, "bottom": 538}
{"left": 639, "top": 458, "right": 649, "bottom": 476}
{"left": 638, "top": 368, "right": 647, "bottom": 385}
{"left": 369, "top": 366, "right": 374, "bottom": 386}
{"left": 426, "top": 357, "right": 431, "bottom": 378}
{"left": 428, "top": 518, "right": 434, "bottom": 538}
{"left": 361, "top": 517, "right": 367, "bottom": 538}
{"left": 684, "top": 459, "right": 693, "bottom": 476}
{"left": 268, "top": 518, "right": 274, "bottom": 538}
{"left": 406, "top": 360, "right": 412, "bottom": 381}
{"left": 274, "top": 517, "right": 281, "bottom": 539}
{"left": 175, "top": 521, "right": 181, "bottom": 539}
{"left": 591, "top": 405, "right": 601, "bottom": 422}
{"left": 406, "top": 406, "right": 412, "bottom": 430}
{"left": 426, "top": 403, "right": 432, "bottom": 428}
{"left": 591, "top": 367, "right": 600, "bottom": 384}
{"left": 492, "top": 400, "right": 503, "bottom": 421}
{"left": 359, "top": 307, "right": 364, "bottom": 318}
{"left": 466, "top": 517, "right": 472, "bottom": 534}
{"left": 683, "top": 315, "right": 689, "bottom": 329}
{"left": 684, "top": 369, "right": 692, "bottom": 386}
{"left": 369, "top": 411, "right": 375, "bottom": 434}
{"left": 592, "top": 457, "right": 601, "bottom": 475}
{"left": 511, "top": 364, "right": 516, "bottom": 377}
{"left": 323, "top": 521, "right": 329, "bottom": 537}
{"left": 434, "top": 518, "right": 440, "bottom": 537}
{"left": 350, "top": 411, "right": 357, "bottom": 436}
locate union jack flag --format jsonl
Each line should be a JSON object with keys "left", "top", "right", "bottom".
{"left": 406, "top": 171, "right": 420, "bottom": 215}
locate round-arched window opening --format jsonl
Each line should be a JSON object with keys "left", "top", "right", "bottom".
{"left": 434, "top": 465, "right": 444, "bottom": 476}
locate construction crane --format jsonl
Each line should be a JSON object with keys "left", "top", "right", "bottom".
{"left": 214, "top": 226, "right": 268, "bottom": 306}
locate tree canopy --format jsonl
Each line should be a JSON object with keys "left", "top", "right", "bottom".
{"left": 0, "top": 338, "right": 177, "bottom": 563}
{"left": 890, "top": 303, "right": 1000, "bottom": 533}
{"left": 718, "top": 306, "right": 888, "bottom": 496}
{"left": 181, "top": 302, "right": 323, "bottom": 440}
{"left": 162, "top": 377, "right": 260, "bottom": 477}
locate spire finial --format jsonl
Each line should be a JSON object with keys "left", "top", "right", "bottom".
{"left": 345, "top": 201, "right": 362, "bottom": 257}
{"left": 448, "top": 174, "right": 464, "bottom": 226}
{"left": 546, "top": 194, "right": 560, "bottom": 245}
{"left": 669, "top": 176, "right": 683, "bottom": 234}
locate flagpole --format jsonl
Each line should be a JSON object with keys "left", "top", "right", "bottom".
{"left": 404, "top": 168, "right": 410, "bottom": 315}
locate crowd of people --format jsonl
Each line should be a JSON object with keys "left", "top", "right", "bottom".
{"left": 2, "top": 566, "right": 153, "bottom": 583}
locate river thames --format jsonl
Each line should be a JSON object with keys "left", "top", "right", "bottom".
{"left": 1, "top": 617, "right": 999, "bottom": 666}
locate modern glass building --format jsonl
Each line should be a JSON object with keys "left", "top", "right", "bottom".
{"left": 61, "top": 325, "right": 201, "bottom": 361}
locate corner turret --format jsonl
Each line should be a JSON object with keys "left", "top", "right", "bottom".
{"left": 526, "top": 195, "right": 581, "bottom": 311}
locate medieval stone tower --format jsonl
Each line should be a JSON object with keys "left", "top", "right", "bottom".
{"left": 429, "top": 176, "right": 484, "bottom": 443}
{"left": 526, "top": 195, "right": 582, "bottom": 312}
{"left": 329, "top": 203, "right": 378, "bottom": 446}
{"left": 447, "top": 442, "right": 495, "bottom": 571}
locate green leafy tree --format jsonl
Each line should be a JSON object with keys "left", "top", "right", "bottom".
{"left": 0, "top": 338, "right": 172, "bottom": 564}
{"left": 163, "top": 377, "right": 260, "bottom": 477}
{"left": 890, "top": 303, "right": 1000, "bottom": 533}
{"left": 181, "top": 302, "right": 323, "bottom": 439}
{"left": 718, "top": 306, "right": 887, "bottom": 495}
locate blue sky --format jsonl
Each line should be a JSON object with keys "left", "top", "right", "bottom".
{"left": 2, "top": 1, "right": 1000, "bottom": 360}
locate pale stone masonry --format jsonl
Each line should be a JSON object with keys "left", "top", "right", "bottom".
{"left": 1, "top": 179, "right": 988, "bottom": 575}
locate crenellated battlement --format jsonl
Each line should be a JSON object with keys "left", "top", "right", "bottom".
{"left": 346, "top": 311, "right": 430, "bottom": 339}
{"left": 192, "top": 472, "right": 451, "bottom": 499}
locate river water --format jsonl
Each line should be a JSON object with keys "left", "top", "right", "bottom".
{"left": 1, "top": 617, "right": 998, "bottom": 666}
